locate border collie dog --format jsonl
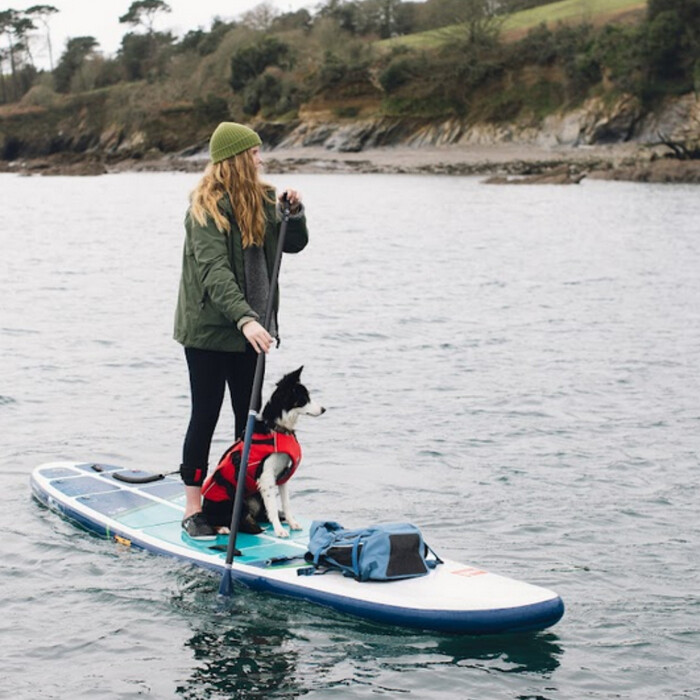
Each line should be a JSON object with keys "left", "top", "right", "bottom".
{"left": 202, "top": 367, "right": 325, "bottom": 538}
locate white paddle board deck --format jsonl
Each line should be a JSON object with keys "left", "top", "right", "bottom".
{"left": 30, "top": 462, "right": 564, "bottom": 635}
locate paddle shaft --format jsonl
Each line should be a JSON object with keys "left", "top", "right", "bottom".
{"left": 222, "top": 196, "right": 292, "bottom": 576}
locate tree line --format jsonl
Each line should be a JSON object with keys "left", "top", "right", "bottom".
{"left": 0, "top": 0, "right": 558, "bottom": 104}
{"left": 1, "top": 0, "right": 699, "bottom": 126}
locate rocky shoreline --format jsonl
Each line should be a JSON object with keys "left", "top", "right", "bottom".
{"left": 2, "top": 91, "right": 699, "bottom": 182}
{"left": 3, "top": 141, "right": 699, "bottom": 183}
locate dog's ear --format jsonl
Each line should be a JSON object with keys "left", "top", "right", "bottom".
{"left": 287, "top": 366, "right": 303, "bottom": 383}
{"left": 276, "top": 366, "right": 303, "bottom": 388}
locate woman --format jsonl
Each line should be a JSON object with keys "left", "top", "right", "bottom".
{"left": 174, "top": 121, "right": 308, "bottom": 539}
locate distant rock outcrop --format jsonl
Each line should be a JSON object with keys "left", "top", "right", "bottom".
{"left": 484, "top": 165, "right": 587, "bottom": 185}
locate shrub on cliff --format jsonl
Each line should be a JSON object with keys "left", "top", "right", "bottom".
{"left": 593, "top": 24, "right": 645, "bottom": 95}
{"left": 379, "top": 54, "right": 421, "bottom": 93}
{"left": 240, "top": 69, "right": 306, "bottom": 118}
{"left": 229, "top": 36, "right": 293, "bottom": 92}
{"left": 644, "top": 0, "right": 700, "bottom": 95}
{"left": 312, "top": 37, "right": 376, "bottom": 98}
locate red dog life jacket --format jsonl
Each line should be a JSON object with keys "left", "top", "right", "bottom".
{"left": 202, "top": 431, "right": 302, "bottom": 503}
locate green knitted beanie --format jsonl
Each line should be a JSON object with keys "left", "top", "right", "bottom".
{"left": 209, "top": 122, "right": 262, "bottom": 163}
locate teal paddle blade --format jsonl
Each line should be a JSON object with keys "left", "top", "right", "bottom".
{"left": 218, "top": 568, "right": 234, "bottom": 597}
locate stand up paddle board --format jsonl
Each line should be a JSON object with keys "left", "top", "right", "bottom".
{"left": 30, "top": 462, "right": 564, "bottom": 635}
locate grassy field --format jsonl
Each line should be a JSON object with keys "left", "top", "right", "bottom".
{"left": 382, "top": 0, "right": 647, "bottom": 49}
{"left": 504, "top": 0, "right": 646, "bottom": 31}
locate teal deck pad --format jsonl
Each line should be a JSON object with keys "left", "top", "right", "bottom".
{"left": 139, "top": 521, "right": 306, "bottom": 563}
{"left": 141, "top": 521, "right": 221, "bottom": 549}
{"left": 231, "top": 535, "right": 307, "bottom": 562}
{"left": 51, "top": 476, "right": 119, "bottom": 497}
{"left": 119, "top": 502, "right": 182, "bottom": 528}
{"left": 140, "top": 480, "right": 184, "bottom": 499}
{"left": 40, "top": 467, "right": 80, "bottom": 479}
{"left": 77, "top": 489, "right": 155, "bottom": 516}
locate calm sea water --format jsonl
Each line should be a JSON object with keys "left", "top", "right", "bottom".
{"left": 1, "top": 170, "right": 698, "bottom": 699}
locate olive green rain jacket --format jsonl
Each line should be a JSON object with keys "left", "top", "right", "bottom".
{"left": 173, "top": 193, "right": 308, "bottom": 352}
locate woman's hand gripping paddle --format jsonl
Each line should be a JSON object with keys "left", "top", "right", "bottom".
{"left": 219, "top": 193, "right": 292, "bottom": 597}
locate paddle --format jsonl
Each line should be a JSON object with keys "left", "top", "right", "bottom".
{"left": 219, "top": 192, "right": 292, "bottom": 597}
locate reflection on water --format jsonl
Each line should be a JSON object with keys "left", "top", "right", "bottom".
{"left": 171, "top": 575, "right": 563, "bottom": 699}
{"left": 434, "top": 633, "right": 562, "bottom": 675}
{"left": 183, "top": 626, "right": 301, "bottom": 699}
{"left": 172, "top": 577, "right": 304, "bottom": 699}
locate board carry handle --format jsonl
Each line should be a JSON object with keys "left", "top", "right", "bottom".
{"left": 91, "top": 464, "right": 179, "bottom": 484}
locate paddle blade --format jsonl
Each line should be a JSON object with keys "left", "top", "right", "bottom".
{"left": 218, "top": 567, "right": 234, "bottom": 597}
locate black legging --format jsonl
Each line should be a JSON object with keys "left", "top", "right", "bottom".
{"left": 181, "top": 345, "right": 261, "bottom": 486}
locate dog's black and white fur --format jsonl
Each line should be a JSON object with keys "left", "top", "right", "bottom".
{"left": 207, "top": 366, "right": 324, "bottom": 538}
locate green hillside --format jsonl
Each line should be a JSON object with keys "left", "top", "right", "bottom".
{"left": 383, "top": 0, "right": 647, "bottom": 49}
{"left": 504, "top": 0, "right": 646, "bottom": 32}
{"left": 2, "top": 0, "right": 698, "bottom": 162}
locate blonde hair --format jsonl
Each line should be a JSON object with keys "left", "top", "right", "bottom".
{"left": 189, "top": 149, "right": 274, "bottom": 248}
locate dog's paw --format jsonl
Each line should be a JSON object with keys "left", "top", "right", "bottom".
{"left": 274, "top": 527, "right": 290, "bottom": 538}
{"left": 288, "top": 519, "right": 302, "bottom": 531}
{"left": 215, "top": 526, "right": 230, "bottom": 535}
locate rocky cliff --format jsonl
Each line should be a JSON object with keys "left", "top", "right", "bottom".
{"left": 273, "top": 93, "right": 699, "bottom": 153}
{"left": 2, "top": 89, "right": 699, "bottom": 181}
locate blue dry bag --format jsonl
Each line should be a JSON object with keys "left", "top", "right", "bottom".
{"left": 303, "top": 521, "right": 442, "bottom": 581}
